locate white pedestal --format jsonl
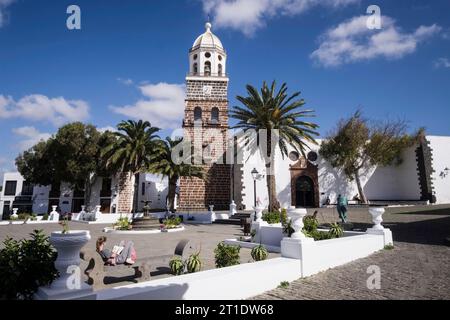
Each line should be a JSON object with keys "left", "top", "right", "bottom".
{"left": 367, "top": 228, "right": 393, "bottom": 246}
{"left": 36, "top": 283, "right": 96, "bottom": 300}
{"left": 251, "top": 220, "right": 269, "bottom": 243}
{"left": 281, "top": 237, "right": 314, "bottom": 260}
{"left": 35, "top": 230, "right": 94, "bottom": 300}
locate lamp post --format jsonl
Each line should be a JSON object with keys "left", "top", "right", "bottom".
{"left": 251, "top": 168, "right": 259, "bottom": 209}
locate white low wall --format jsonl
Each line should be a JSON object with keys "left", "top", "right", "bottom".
{"left": 72, "top": 213, "right": 133, "bottom": 224}
{"left": 96, "top": 257, "right": 301, "bottom": 300}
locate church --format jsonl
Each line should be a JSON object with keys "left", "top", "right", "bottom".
{"left": 176, "top": 22, "right": 450, "bottom": 212}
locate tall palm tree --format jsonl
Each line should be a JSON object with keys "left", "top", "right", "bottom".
{"left": 101, "top": 120, "right": 160, "bottom": 213}
{"left": 148, "top": 137, "right": 204, "bottom": 212}
{"left": 230, "top": 81, "right": 319, "bottom": 212}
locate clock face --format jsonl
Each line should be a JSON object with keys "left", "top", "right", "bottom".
{"left": 203, "top": 85, "right": 212, "bottom": 96}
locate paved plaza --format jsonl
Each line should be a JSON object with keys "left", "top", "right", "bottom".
{"left": 0, "top": 205, "right": 449, "bottom": 298}
{"left": 0, "top": 221, "right": 280, "bottom": 288}
{"left": 254, "top": 205, "right": 450, "bottom": 300}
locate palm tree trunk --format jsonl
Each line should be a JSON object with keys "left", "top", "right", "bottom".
{"left": 83, "top": 174, "right": 97, "bottom": 212}
{"left": 266, "top": 163, "right": 280, "bottom": 212}
{"left": 117, "top": 172, "right": 135, "bottom": 213}
{"left": 354, "top": 170, "right": 368, "bottom": 204}
{"left": 167, "top": 176, "right": 178, "bottom": 212}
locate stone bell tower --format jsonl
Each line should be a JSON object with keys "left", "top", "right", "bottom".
{"left": 178, "top": 22, "right": 231, "bottom": 211}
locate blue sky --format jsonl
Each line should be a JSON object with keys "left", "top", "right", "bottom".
{"left": 0, "top": 0, "right": 450, "bottom": 182}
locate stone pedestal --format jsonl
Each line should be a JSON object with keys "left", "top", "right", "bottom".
{"left": 230, "top": 200, "right": 237, "bottom": 216}
{"left": 94, "top": 205, "right": 102, "bottom": 221}
{"left": 367, "top": 228, "right": 393, "bottom": 246}
{"left": 281, "top": 236, "right": 314, "bottom": 259}
{"left": 11, "top": 208, "right": 18, "bottom": 219}
{"left": 35, "top": 230, "right": 95, "bottom": 300}
{"left": 49, "top": 206, "right": 59, "bottom": 221}
{"left": 209, "top": 205, "right": 216, "bottom": 222}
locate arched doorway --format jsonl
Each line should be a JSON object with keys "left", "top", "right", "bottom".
{"left": 295, "top": 176, "right": 315, "bottom": 208}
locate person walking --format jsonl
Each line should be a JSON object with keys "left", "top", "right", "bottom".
{"left": 337, "top": 194, "right": 348, "bottom": 223}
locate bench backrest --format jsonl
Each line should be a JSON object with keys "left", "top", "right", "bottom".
{"left": 174, "top": 239, "right": 190, "bottom": 256}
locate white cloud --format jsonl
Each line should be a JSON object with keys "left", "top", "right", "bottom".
{"left": 0, "top": 157, "right": 13, "bottom": 185}
{"left": 117, "top": 78, "right": 134, "bottom": 86}
{"left": 0, "top": 0, "right": 15, "bottom": 27}
{"left": 434, "top": 57, "right": 450, "bottom": 69}
{"left": 110, "top": 82, "right": 185, "bottom": 129}
{"left": 202, "top": 0, "right": 359, "bottom": 36}
{"left": 97, "top": 126, "right": 117, "bottom": 133}
{"left": 12, "top": 126, "right": 52, "bottom": 151}
{"left": 310, "top": 15, "right": 441, "bottom": 67}
{"left": 0, "top": 94, "right": 90, "bottom": 126}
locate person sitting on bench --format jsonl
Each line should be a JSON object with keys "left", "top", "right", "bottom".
{"left": 96, "top": 236, "right": 136, "bottom": 266}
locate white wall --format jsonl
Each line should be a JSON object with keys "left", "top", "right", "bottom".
{"left": 428, "top": 136, "right": 450, "bottom": 204}
{"left": 239, "top": 139, "right": 425, "bottom": 209}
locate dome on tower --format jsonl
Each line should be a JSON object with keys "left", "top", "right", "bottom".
{"left": 192, "top": 22, "right": 224, "bottom": 50}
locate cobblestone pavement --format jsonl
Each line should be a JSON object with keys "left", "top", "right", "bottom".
{"left": 253, "top": 205, "right": 450, "bottom": 300}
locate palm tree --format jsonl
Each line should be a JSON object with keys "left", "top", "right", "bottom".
{"left": 148, "top": 137, "right": 204, "bottom": 212}
{"left": 230, "top": 81, "right": 319, "bottom": 212}
{"left": 101, "top": 120, "right": 160, "bottom": 213}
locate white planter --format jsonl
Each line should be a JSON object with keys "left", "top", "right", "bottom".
{"left": 11, "top": 221, "right": 25, "bottom": 225}
{"left": 230, "top": 200, "right": 237, "bottom": 216}
{"left": 369, "top": 207, "right": 385, "bottom": 231}
{"left": 287, "top": 206, "right": 308, "bottom": 239}
{"left": 11, "top": 208, "right": 19, "bottom": 220}
{"left": 253, "top": 206, "right": 264, "bottom": 222}
{"left": 49, "top": 230, "right": 91, "bottom": 291}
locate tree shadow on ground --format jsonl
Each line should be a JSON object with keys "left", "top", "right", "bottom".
{"left": 386, "top": 215, "right": 450, "bottom": 246}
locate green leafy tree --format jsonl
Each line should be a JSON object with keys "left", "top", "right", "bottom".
{"left": 319, "top": 111, "right": 418, "bottom": 204}
{"left": 16, "top": 122, "right": 112, "bottom": 210}
{"left": 230, "top": 81, "right": 319, "bottom": 212}
{"left": 101, "top": 120, "right": 160, "bottom": 212}
{"left": 148, "top": 137, "right": 204, "bottom": 212}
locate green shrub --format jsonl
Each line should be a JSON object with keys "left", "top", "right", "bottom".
{"left": 384, "top": 244, "right": 394, "bottom": 250}
{"left": 0, "top": 230, "right": 58, "bottom": 300}
{"left": 303, "top": 216, "right": 319, "bottom": 233}
{"left": 169, "top": 256, "right": 184, "bottom": 275}
{"left": 42, "top": 213, "right": 49, "bottom": 221}
{"left": 329, "top": 223, "right": 344, "bottom": 238}
{"left": 163, "top": 217, "right": 181, "bottom": 229}
{"left": 185, "top": 252, "right": 202, "bottom": 273}
{"left": 282, "top": 219, "right": 295, "bottom": 237}
{"left": 280, "top": 208, "right": 288, "bottom": 224}
{"left": 262, "top": 212, "right": 281, "bottom": 224}
{"left": 17, "top": 213, "right": 31, "bottom": 221}
{"left": 251, "top": 244, "right": 268, "bottom": 262}
{"left": 278, "top": 281, "right": 290, "bottom": 289}
{"left": 114, "top": 217, "right": 131, "bottom": 230}
{"left": 214, "top": 242, "right": 240, "bottom": 268}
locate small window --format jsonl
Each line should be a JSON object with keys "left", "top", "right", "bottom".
{"left": 21, "top": 181, "right": 33, "bottom": 196}
{"left": 218, "top": 55, "right": 222, "bottom": 61}
{"left": 204, "top": 61, "right": 211, "bottom": 76}
{"left": 205, "top": 52, "right": 211, "bottom": 58}
{"left": 194, "top": 107, "right": 202, "bottom": 122}
{"left": 193, "top": 54, "right": 198, "bottom": 60}
{"left": 142, "top": 182, "right": 145, "bottom": 196}
{"left": 4, "top": 181, "right": 17, "bottom": 196}
{"left": 307, "top": 151, "right": 318, "bottom": 162}
{"left": 289, "top": 151, "right": 300, "bottom": 162}
{"left": 193, "top": 63, "right": 198, "bottom": 74}
{"left": 218, "top": 64, "right": 223, "bottom": 76}
{"left": 211, "top": 107, "right": 219, "bottom": 123}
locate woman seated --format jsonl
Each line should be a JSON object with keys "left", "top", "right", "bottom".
{"left": 96, "top": 236, "right": 136, "bottom": 265}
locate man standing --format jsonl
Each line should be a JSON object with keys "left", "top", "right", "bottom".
{"left": 337, "top": 194, "right": 348, "bottom": 223}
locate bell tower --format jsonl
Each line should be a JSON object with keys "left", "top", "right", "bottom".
{"left": 178, "top": 22, "right": 231, "bottom": 211}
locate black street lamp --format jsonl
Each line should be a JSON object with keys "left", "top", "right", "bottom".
{"left": 251, "top": 168, "right": 259, "bottom": 217}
